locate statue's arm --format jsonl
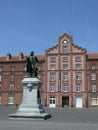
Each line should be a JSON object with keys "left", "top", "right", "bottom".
{"left": 35, "top": 56, "right": 42, "bottom": 63}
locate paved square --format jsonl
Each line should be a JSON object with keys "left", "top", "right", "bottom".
{"left": 0, "top": 105, "right": 98, "bottom": 130}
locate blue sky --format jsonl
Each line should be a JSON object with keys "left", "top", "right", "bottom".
{"left": 0, "top": 0, "right": 98, "bottom": 56}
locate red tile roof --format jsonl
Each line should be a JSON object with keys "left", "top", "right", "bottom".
{"left": 87, "top": 53, "right": 98, "bottom": 59}
{"left": 0, "top": 54, "right": 45, "bottom": 62}
{"left": 36, "top": 55, "right": 45, "bottom": 61}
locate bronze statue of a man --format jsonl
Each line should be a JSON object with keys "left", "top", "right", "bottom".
{"left": 26, "top": 51, "right": 41, "bottom": 77}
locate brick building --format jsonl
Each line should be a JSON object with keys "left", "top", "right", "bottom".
{"left": 0, "top": 33, "right": 98, "bottom": 108}
{"left": 87, "top": 53, "right": 98, "bottom": 107}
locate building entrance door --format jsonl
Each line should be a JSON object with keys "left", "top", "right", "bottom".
{"left": 76, "top": 96, "right": 82, "bottom": 108}
{"left": 62, "top": 96, "right": 69, "bottom": 108}
{"left": 49, "top": 96, "right": 56, "bottom": 108}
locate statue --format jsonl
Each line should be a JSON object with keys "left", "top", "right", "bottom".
{"left": 9, "top": 51, "right": 51, "bottom": 120}
{"left": 26, "top": 51, "right": 41, "bottom": 77}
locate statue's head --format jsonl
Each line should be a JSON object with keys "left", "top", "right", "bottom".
{"left": 30, "top": 51, "right": 34, "bottom": 56}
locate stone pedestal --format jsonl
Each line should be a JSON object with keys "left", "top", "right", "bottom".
{"left": 9, "top": 77, "right": 51, "bottom": 120}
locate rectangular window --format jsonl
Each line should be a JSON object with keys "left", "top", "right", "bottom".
{"left": 8, "top": 96, "right": 14, "bottom": 104}
{"left": 50, "top": 65, "right": 55, "bottom": 70}
{"left": 63, "top": 46, "right": 68, "bottom": 53}
{"left": 76, "top": 57, "right": 81, "bottom": 62}
{"left": 10, "top": 76, "right": 14, "bottom": 82}
{"left": 63, "top": 57, "right": 68, "bottom": 62}
{"left": 91, "top": 65, "right": 95, "bottom": 70}
{"left": 91, "top": 98, "right": 98, "bottom": 105}
{"left": 76, "top": 84, "right": 81, "bottom": 92}
{"left": 76, "top": 73, "right": 81, "bottom": 80}
{"left": 64, "top": 84, "right": 68, "bottom": 92}
{"left": 50, "top": 84, "right": 55, "bottom": 92}
{"left": 50, "top": 57, "right": 56, "bottom": 63}
{"left": 92, "top": 83, "right": 96, "bottom": 92}
{"left": 50, "top": 73, "right": 55, "bottom": 81}
{"left": 76, "top": 64, "right": 81, "bottom": 70}
{"left": 64, "top": 73, "right": 68, "bottom": 80}
{"left": 63, "top": 65, "right": 68, "bottom": 70}
{"left": 50, "top": 96, "right": 55, "bottom": 104}
{"left": 91, "top": 73, "right": 96, "bottom": 80}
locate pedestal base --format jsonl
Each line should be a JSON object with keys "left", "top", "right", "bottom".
{"left": 9, "top": 112, "right": 51, "bottom": 120}
{"left": 9, "top": 77, "right": 51, "bottom": 120}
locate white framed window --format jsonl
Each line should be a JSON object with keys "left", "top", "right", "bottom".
{"left": 50, "top": 84, "right": 55, "bottom": 92}
{"left": 64, "top": 73, "right": 68, "bottom": 80}
{"left": 63, "top": 64, "right": 68, "bottom": 70}
{"left": 63, "top": 46, "right": 68, "bottom": 53}
{"left": 10, "top": 76, "right": 14, "bottom": 82}
{"left": 50, "top": 73, "right": 55, "bottom": 81}
{"left": 64, "top": 84, "right": 68, "bottom": 92}
{"left": 76, "top": 57, "right": 81, "bottom": 62}
{"left": 76, "top": 84, "right": 81, "bottom": 92}
{"left": 91, "top": 65, "right": 96, "bottom": 70}
{"left": 63, "top": 57, "right": 68, "bottom": 62}
{"left": 50, "top": 65, "right": 55, "bottom": 70}
{"left": 91, "top": 83, "right": 96, "bottom": 92}
{"left": 8, "top": 96, "right": 14, "bottom": 104}
{"left": 91, "top": 73, "right": 96, "bottom": 80}
{"left": 76, "top": 64, "right": 81, "bottom": 70}
{"left": 50, "top": 57, "right": 56, "bottom": 63}
{"left": 76, "top": 73, "right": 81, "bottom": 80}
{"left": 91, "top": 98, "right": 98, "bottom": 105}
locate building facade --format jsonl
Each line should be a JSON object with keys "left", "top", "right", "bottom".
{"left": 0, "top": 33, "right": 98, "bottom": 108}
{"left": 87, "top": 53, "right": 98, "bottom": 107}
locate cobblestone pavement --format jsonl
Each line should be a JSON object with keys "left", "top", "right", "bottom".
{"left": 0, "top": 105, "right": 98, "bottom": 130}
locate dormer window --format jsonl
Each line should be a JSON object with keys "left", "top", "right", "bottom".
{"left": 19, "top": 52, "right": 24, "bottom": 60}
{"left": 7, "top": 53, "right": 11, "bottom": 60}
